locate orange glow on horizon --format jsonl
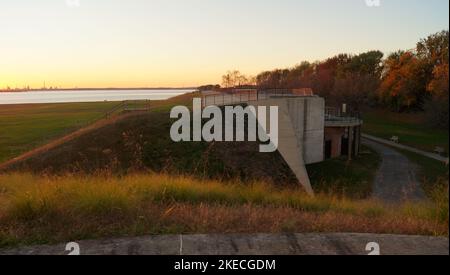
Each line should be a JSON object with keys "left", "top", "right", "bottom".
{"left": 1, "top": 0, "right": 448, "bottom": 90}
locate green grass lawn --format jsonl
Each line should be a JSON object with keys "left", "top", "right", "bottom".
{"left": 0, "top": 102, "right": 121, "bottom": 163}
{"left": 362, "top": 108, "right": 449, "bottom": 153}
{"left": 0, "top": 94, "right": 197, "bottom": 164}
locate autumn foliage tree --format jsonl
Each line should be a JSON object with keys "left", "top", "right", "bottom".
{"left": 255, "top": 51, "right": 383, "bottom": 108}
{"left": 420, "top": 31, "right": 450, "bottom": 128}
{"left": 379, "top": 51, "right": 429, "bottom": 111}
{"left": 425, "top": 63, "right": 449, "bottom": 128}
{"left": 222, "top": 30, "right": 448, "bottom": 128}
{"left": 378, "top": 30, "right": 448, "bottom": 126}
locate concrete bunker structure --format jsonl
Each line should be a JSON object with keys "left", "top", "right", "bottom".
{"left": 324, "top": 108, "right": 363, "bottom": 161}
{"left": 201, "top": 89, "right": 363, "bottom": 195}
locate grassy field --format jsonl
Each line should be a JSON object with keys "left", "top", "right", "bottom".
{"left": 362, "top": 108, "right": 449, "bottom": 153}
{"left": 0, "top": 102, "right": 121, "bottom": 163}
{"left": 0, "top": 93, "right": 199, "bottom": 164}
{"left": 0, "top": 173, "right": 447, "bottom": 248}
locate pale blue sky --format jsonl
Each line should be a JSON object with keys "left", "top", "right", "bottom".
{"left": 0, "top": 0, "right": 448, "bottom": 88}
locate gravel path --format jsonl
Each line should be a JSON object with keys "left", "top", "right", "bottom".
{"left": 362, "top": 139, "right": 427, "bottom": 203}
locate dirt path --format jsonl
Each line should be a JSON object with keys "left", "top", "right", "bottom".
{"left": 362, "top": 139, "right": 427, "bottom": 203}
{"left": 0, "top": 233, "right": 447, "bottom": 255}
{"left": 0, "top": 111, "right": 147, "bottom": 172}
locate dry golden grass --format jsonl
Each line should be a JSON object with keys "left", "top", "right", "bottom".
{"left": 0, "top": 173, "right": 447, "bottom": 248}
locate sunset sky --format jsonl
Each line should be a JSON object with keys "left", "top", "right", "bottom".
{"left": 0, "top": 0, "right": 448, "bottom": 88}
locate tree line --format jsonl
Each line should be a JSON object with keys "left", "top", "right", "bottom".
{"left": 205, "top": 30, "right": 448, "bottom": 128}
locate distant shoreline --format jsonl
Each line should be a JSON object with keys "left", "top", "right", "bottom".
{"left": 0, "top": 87, "right": 197, "bottom": 93}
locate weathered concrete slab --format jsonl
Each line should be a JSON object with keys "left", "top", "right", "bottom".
{"left": 250, "top": 97, "right": 325, "bottom": 195}
{"left": 0, "top": 235, "right": 181, "bottom": 256}
{"left": 0, "top": 233, "right": 448, "bottom": 255}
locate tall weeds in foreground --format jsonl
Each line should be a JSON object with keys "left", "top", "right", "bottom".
{"left": 0, "top": 173, "right": 448, "bottom": 248}
{"left": 423, "top": 178, "right": 449, "bottom": 224}
{"left": 0, "top": 173, "right": 384, "bottom": 216}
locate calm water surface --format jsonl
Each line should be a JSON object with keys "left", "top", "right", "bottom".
{"left": 0, "top": 89, "right": 194, "bottom": 105}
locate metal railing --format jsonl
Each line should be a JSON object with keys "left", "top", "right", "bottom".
{"left": 325, "top": 107, "right": 361, "bottom": 123}
{"left": 201, "top": 89, "right": 316, "bottom": 108}
{"left": 105, "top": 100, "right": 151, "bottom": 118}
{"left": 201, "top": 90, "right": 362, "bottom": 124}
{"left": 202, "top": 90, "right": 258, "bottom": 108}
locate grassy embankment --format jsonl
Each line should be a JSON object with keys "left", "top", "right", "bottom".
{"left": 0, "top": 95, "right": 195, "bottom": 164}
{"left": 0, "top": 102, "right": 120, "bottom": 163}
{"left": 0, "top": 173, "right": 447, "bottom": 248}
{"left": 362, "top": 108, "right": 449, "bottom": 153}
{"left": 0, "top": 94, "right": 379, "bottom": 198}
{"left": 0, "top": 95, "right": 446, "bottom": 249}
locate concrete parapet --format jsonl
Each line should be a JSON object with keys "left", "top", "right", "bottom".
{"left": 250, "top": 97, "right": 325, "bottom": 195}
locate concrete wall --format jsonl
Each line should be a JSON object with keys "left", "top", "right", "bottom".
{"left": 250, "top": 97, "right": 325, "bottom": 195}
{"left": 324, "top": 125, "right": 362, "bottom": 159}
{"left": 301, "top": 98, "right": 325, "bottom": 164}
{"left": 277, "top": 97, "right": 325, "bottom": 164}
{"left": 324, "top": 127, "right": 346, "bottom": 158}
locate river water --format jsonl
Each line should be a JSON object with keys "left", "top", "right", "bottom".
{"left": 0, "top": 89, "right": 194, "bottom": 104}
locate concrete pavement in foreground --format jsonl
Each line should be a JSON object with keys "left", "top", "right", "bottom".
{"left": 0, "top": 233, "right": 448, "bottom": 255}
